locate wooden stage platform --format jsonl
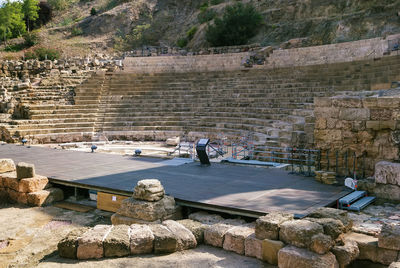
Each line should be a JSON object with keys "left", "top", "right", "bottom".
{"left": 0, "top": 144, "right": 351, "bottom": 217}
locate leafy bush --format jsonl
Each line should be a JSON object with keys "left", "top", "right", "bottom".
{"left": 25, "top": 47, "right": 61, "bottom": 60}
{"left": 70, "top": 26, "right": 83, "bottom": 36}
{"left": 186, "top": 26, "right": 197, "bottom": 40}
{"left": 23, "top": 31, "right": 39, "bottom": 47}
{"left": 210, "top": 0, "right": 224, "bottom": 5}
{"left": 177, "top": 38, "right": 188, "bottom": 48}
{"left": 198, "top": 2, "right": 209, "bottom": 12}
{"left": 90, "top": 7, "right": 97, "bottom": 16}
{"left": 198, "top": 8, "right": 216, "bottom": 23}
{"left": 205, "top": 3, "right": 262, "bottom": 47}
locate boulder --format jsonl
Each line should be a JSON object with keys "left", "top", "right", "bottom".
{"left": 188, "top": 211, "right": 224, "bottom": 225}
{"left": 245, "top": 234, "right": 263, "bottom": 259}
{"left": 103, "top": 225, "right": 130, "bottom": 257}
{"left": 166, "top": 136, "right": 180, "bottom": 146}
{"left": 204, "top": 223, "right": 234, "bottom": 248}
{"left": 262, "top": 239, "right": 285, "bottom": 265}
{"left": 133, "top": 179, "right": 165, "bottom": 202}
{"left": 305, "top": 217, "right": 345, "bottom": 240}
{"left": 331, "top": 240, "right": 359, "bottom": 268}
{"left": 27, "top": 187, "right": 64, "bottom": 206}
{"left": 344, "top": 232, "right": 398, "bottom": 265}
{"left": 77, "top": 225, "right": 112, "bottom": 259}
{"left": 378, "top": 223, "right": 400, "bottom": 250}
{"left": 389, "top": 263, "right": 400, "bottom": 268}
{"left": 255, "top": 212, "right": 293, "bottom": 240}
{"left": 279, "top": 220, "right": 324, "bottom": 248}
{"left": 163, "top": 220, "right": 197, "bottom": 250}
{"left": 309, "top": 233, "right": 333, "bottom": 254}
{"left": 58, "top": 227, "right": 89, "bottom": 259}
{"left": 307, "top": 208, "right": 352, "bottom": 231}
{"left": 375, "top": 161, "right": 400, "bottom": 186}
{"left": 116, "top": 195, "right": 175, "bottom": 222}
{"left": 18, "top": 175, "right": 49, "bottom": 193}
{"left": 0, "top": 159, "right": 15, "bottom": 173}
{"left": 177, "top": 219, "right": 206, "bottom": 244}
{"left": 130, "top": 224, "right": 154, "bottom": 254}
{"left": 223, "top": 225, "right": 254, "bottom": 255}
{"left": 278, "top": 245, "right": 339, "bottom": 268}
{"left": 16, "top": 162, "right": 35, "bottom": 180}
{"left": 150, "top": 224, "right": 179, "bottom": 253}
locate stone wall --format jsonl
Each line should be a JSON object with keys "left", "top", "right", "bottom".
{"left": 314, "top": 94, "right": 400, "bottom": 177}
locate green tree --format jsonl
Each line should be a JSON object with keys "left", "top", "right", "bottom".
{"left": 0, "top": 1, "right": 26, "bottom": 43}
{"left": 22, "top": 0, "right": 40, "bottom": 32}
{"left": 205, "top": 3, "right": 262, "bottom": 47}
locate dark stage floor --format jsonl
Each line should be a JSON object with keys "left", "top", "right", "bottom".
{"left": 0, "top": 144, "right": 350, "bottom": 217}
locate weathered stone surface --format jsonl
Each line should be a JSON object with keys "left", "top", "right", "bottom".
{"left": 223, "top": 225, "right": 254, "bottom": 255}
{"left": 389, "top": 262, "right": 400, "bottom": 268}
{"left": 3, "top": 175, "right": 19, "bottom": 191}
{"left": 163, "top": 220, "right": 197, "bottom": 250}
{"left": 133, "top": 179, "right": 165, "bottom": 202}
{"left": 305, "top": 217, "right": 345, "bottom": 240}
{"left": 58, "top": 227, "right": 88, "bottom": 259}
{"left": 278, "top": 245, "right": 339, "bottom": 268}
{"left": 103, "top": 225, "right": 130, "bottom": 257}
{"left": 344, "top": 232, "right": 398, "bottom": 265}
{"left": 245, "top": 234, "right": 262, "bottom": 259}
{"left": 26, "top": 187, "right": 64, "bottom": 206}
{"left": 18, "top": 175, "right": 48, "bottom": 193}
{"left": 307, "top": 208, "right": 352, "bottom": 231}
{"left": 150, "top": 224, "right": 178, "bottom": 254}
{"left": 77, "top": 225, "right": 112, "bottom": 259}
{"left": 0, "top": 159, "right": 15, "bottom": 173}
{"left": 130, "top": 224, "right": 154, "bottom": 254}
{"left": 255, "top": 212, "right": 294, "bottom": 240}
{"left": 375, "top": 161, "right": 400, "bottom": 186}
{"left": 166, "top": 136, "right": 180, "bottom": 146}
{"left": 116, "top": 195, "right": 175, "bottom": 222}
{"left": 378, "top": 223, "right": 400, "bottom": 250}
{"left": 7, "top": 188, "right": 27, "bottom": 204}
{"left": 188, "top": 211, "right": 224, "bottom": 225}
{"left": 262, "top": 239, "right": 285, "bottom": 265}
{"left": 279, "top": 220, "right": 324, "bottom": 248}
{"left": 331, "top": 240, "right": 359, "bottom": 268}
{"left": 111, "top": 213, "right": 161, "bottom": 225}
{"left": 16, "top": 162, "right": 35, "bottom": 180}
{"left": 177, "top": 219, "right": 206, "bottom": 244}
{"left": 204, "top": 223, "right": 234, "bottom": 248}
{"left": 310, "top": 233, "right": 333, "bottom": 254}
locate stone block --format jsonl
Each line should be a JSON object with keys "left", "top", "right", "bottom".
{"left": 370, "top": 109, "right": 392, "bottom": 120}
{"left": 111, "top": 213, "right": 161, "bottom": 225}
{"left": 344, "top": 232, "right": 398, "bottom": 265}
{"left": 177, "top": 219, "right": 206, "bottom": 244}
{"left": 223, "top": 225, "right": 254, "bottom": 255}
{"left": 279, "top": 220, "right": 324, "bottom": 248}
{"left": 331, "top": 240, "right": 359, "bottom": 268}
{"left": 150, "top": 224, "right": 179, "bottom": 254}
{"left": 133, "top": 179, "right": 165, "bottom": 202}
{"left": 16, "top": 162, "right": 35, "bottom": 180}
{"left": 339, "top": 108, "right": 369, "bottom": 121}
{"left": 377, "top": 98, "right": 400, "bottom": 108}
{"left": 244, "top": 234, "right": 262, "bottom": 259}
{"left": 278, "top": 245, "right": 339, "bottom": 268}
{"left": 3, "top": 176, "right": 19, "bottom": 191}
{"left": 204, "top": 223, "right": 234, "bottom": 248}
{"left": 375, "top": 161, "right": 400, "bottom": 186}
{"left": 378, "top": 223, "right": 400, "bottom": 250}
{"left": 255, "top": 212, "right": 294, "bottom": 240}
{"left": 163, "top": 220, "right": 197, "bottom": 250}
{"left": 18, "top": 175, "right": 48, "bottom": 193}
{"left": 314, "top": 97, "right": 332, "bottom": 107}
{"left": 305, "top": 218, "right": 345, "bottom": 240}
{"left": 262, "top": 239, "right": 285, "bottom": 265}
{"left": 7, "top": 188, "right": 27, "bottom": 204}
{"left": 188, "top": 211, "right": 224, "bottom": 225}
{"left": 103, "top": 225, "right": 130, "bottom": 257}
{"left": 332, "top": 97, "right": 362, "bottom": 108}
{"left": 116, "top": 195, "right": 175, "bottom": 222}
{"left": 77, "top": 225, "right": 112, "bottom": 259}
{"left": 314, "top": 107, "right": 339, "bottom": 119}
{"left": 166, "top": 136, "right": 180, "bottom": 146}
{"left": 0, "top": 159, "right": 15, "bottom": 173}
{"left": 309, "top": 233, "right": 333, "bottom": 254}
{"left": 58, "top": 227, "right": 89, "bottom": 259}
{"left": 307, "top": 207, "right": 352, "bottom": 231}
{"left": 130, "top": 224, "right": 154, "bottom": 254}
{"left": 27, "top": 187, "right": 64, "bottom": 206}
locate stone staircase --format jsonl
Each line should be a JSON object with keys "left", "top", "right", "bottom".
{"left": 1, "top": 54, "right": 399, "bottom": 146}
